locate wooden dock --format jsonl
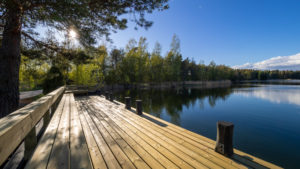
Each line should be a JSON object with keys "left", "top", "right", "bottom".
{"left": 0, "top": 87, "right": 282, "bottom": 169}
{"left": 75, "top": 96, "right": 282, "bottom": 169}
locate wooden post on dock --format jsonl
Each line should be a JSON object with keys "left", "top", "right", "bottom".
{"left": 125, "top": 97, "right": 131, "bottom": 110}
{"left": 109, "top": 93, "right": 114, "bottom": 101}
{"left": 215, "top": 121, "right": 234, "bottom": 157}
{"left": 24, "top": 127, "right": 37, "bottom": 162}
{"left": 136, "top": 100, "right": 142, "bottom": 115}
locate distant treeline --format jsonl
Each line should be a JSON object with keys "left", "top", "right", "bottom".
{"left": 20, "top": 35, "right": 300, "bottom": 90}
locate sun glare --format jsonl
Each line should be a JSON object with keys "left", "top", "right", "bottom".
{"left": 69, "top": 29, "right": 77, "bottom": 38}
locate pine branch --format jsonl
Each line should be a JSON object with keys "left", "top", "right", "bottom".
{"left": 21, "top": 31, "right": 61, "bottom": 52}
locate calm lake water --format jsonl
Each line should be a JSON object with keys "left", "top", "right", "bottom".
{"left": 115, "top": 84, "right": 300, "bottom": 168}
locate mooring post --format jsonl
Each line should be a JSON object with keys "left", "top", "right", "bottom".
{"left": 215, "top": 121, "right": 234, "bottom": 157}
{"left": 136, "top": 100, "right": 143, "bottom": 115}
{"left": 125, "top": 97, "right": 131, "bottom": 110}
{"left": 24, "top": 127, "right": 37, "bottom": 162}
{"left": 109, "top": 93, "right": 114, "bottom": 101}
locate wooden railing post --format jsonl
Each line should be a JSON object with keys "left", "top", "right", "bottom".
{"left": 125, "top": 97, "right": 131, "bottom": 110}
{"left": 109, "top": 93, "right": 114, "bottom": 101}
{"left": 136, "top": 100, "right": 142, "bottom": 115}
{"left": 24, "top": 127, "right": 37, "bottom": 162}
{"left": 51, "top": 100, "right": 58, "bottom": 117}
{"left": 215, "top": 121, "right": 234, "bottom": 157}
{"left": 43, "top": 109, "right": 51, "bottom": 127}
{"left": 105, "top": 92, "right": 109, "bottom": 100}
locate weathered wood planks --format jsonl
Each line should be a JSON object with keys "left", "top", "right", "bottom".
{"left": 111, "top": 97, "right": 282, "bottom": 169}
{"left": 0, "top": 86, "right": 65, "bottom": 166}
{"left": 25, "top": 94, "right": 93, "bottom": 169}
{"left": 79, "top": 95, "right": 282, "bottom": 169}
{"left": 25, "top": 94, "right": 67, "bottom": 169}
{"left": 13, "top": 93, "right": 282, "bottom": 169}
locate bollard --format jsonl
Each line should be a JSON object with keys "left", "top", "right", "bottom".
{"left": 125, "top": 97, "right": 131, "bottom": 110}
{"left": 136, "top": 100, "right": 142, "bottom": 115}
{"left": 215, "top": 121, "right": 234, "bottom": 157}
{"left": 109, "top": 93, "right": 114, "bottom": 101}
{"left": 105, "top": 92, "right": 109, "bottom": 100}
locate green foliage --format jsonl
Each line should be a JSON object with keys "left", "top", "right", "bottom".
{"left": 150, "top": 42, "right": 164, "bottom": 82}
{"left": 42, "top": 66, "right": 65, "bottom": 94}
{"left": 3, "top": 0, "right": 169, "bottom": 47}
{"left": 69, "top": 64, "right": 100, "bottom": 86}
{"left": 19, "top": 55, "right": 49, "bottom": 91}
{"left": 68, "top": 46, "right": 107, "bottom": 86}
{"left": 21, "top": 34, "right": 300, "bottom": 90}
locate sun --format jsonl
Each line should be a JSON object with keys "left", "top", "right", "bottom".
{"left": 69, "top": 29, "right": 77, "bottom": 38}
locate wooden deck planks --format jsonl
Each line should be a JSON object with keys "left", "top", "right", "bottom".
{"left": 85, "top": 95, "right": 282, "bottom": 169}
{"left": 79, "top": 99, "right": 168, "bottom": 169}
{"left": 47, "top": 94, "right": 71, "bottom": 169}
{"left": 92, "top": 97, "right": 245, "bottom": 169}
{"left": 82, "top": 101, "right": 150, "bottom": 169}
{"left": 97, "top": 100, "right": 232, "bottom": 169}
{"left": 24, "top": 93, "right": 282, "bottom": 169}
{"left": 78, "top": 98, "right": 180, "bottom": 169}
{"left": 76, "top": 101, "right": 108, "bottom": 169}
{"left": 111, "top": 98, "right": 282, "bottom": 169}
{"left": 89, "top": 98, "right": 203, "bottom": 169}
{"left": 79, "top": 100, "right": 123, "bottom": 169}
{"left": 80, "top": 104, "right": 137, "bottom": 169}
{"left": 69, "top": 94, "right": 93, "bottom": 169}
{"left": 25, "top": 95, "right": 66, "bottom": 169}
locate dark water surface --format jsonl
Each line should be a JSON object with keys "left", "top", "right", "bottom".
{"left": 115, "top": 84, "right": 300, "bottom": 168}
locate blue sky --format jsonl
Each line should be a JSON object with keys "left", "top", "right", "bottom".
{"left": 106, "top": 0, "right": 300, "bottom": 69}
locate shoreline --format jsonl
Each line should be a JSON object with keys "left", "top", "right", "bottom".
{"left": 100, "top": 80, "right": 232, "bottom": 91}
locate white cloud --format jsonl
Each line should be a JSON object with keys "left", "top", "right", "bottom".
{"left": 233, "top": 53, "right": 300, "bottom": 70}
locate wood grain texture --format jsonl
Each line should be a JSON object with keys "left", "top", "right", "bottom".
{"left": 0, "top": 86, "right": 65, "bottom": 166}
{"left": 47, "top": 94, "right": 71, "bottom": 169}
{"left": 25, "top": 94, "right": 67, "bottom": 169}
{"left": 69, "top": 94, "right": 93, "bottom": 169}
{"left": 90, "top": 96, "right": 282, "bottom": 169}
{"left": 112, "top": 97, "right": 283, "bottom": 169}
{"left": 20, "top": 93, "right": 282, "bottom": 169}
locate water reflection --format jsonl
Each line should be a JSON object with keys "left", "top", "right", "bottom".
{"left": 235, "top": 85, "right": 300, "bottom": 106}
{"left": 116, "top": 87, "right": 233, "bottom": 124}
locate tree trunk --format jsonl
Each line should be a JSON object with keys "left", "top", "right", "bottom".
{"left": 0, "top": 4, "right": 22, "bottom": 118}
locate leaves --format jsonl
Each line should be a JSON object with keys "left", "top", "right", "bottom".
{"left": 2, "top": 0, "right": 169, "bottom": 47}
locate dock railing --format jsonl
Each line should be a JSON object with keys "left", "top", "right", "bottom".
{"left": 0, "top": 86, "right": 65, "bottom": 166}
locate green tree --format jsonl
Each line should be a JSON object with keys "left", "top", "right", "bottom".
{"left": 150, "top": 42, "right": 164, "bottom": 82}
{"left": 110, "top": 48, "right": 124, "bottom": 70}
{"left": 0, "top": 0, "right": 169, "bottom": 117}
{"left": 118, "top": 37, "right": 150, "bottom": 84}
{"left": 164, "top": 34, "right": 182, "bottom": 81}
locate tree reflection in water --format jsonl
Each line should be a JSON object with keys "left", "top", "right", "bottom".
{"left": 116, "top": 87, "right": 233, "bottom": 125}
